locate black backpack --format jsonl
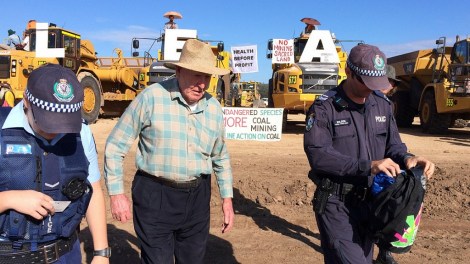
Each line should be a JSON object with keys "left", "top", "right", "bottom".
{"left": 369, "top": 167, "right": 426, "bottom": 253}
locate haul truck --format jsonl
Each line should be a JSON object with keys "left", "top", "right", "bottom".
{"left": 266, "top": 25, "right": 348, "bottom": 128}
{"left": 229, "top": 81, "right": 264, "bottom": 108}
{"left": 388, "top": 36, "right": 470, "bottom": 134}
{"left": 0, "top": 22, "right": 141, "bottom": 124}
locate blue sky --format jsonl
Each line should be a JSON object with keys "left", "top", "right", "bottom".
{"left": 2, "top": 0, "right": 468, "bottom": 83}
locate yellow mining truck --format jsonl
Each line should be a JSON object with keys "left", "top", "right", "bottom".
{"left": 388, "top": 36, "right": 470, "bottom": 134}
{"left": 266, "top": 20, "right": 348, "bottom": 128}
{"left": 0, "top": 23, "right": 141, "bottom": 123}
{"left": 230, "top": 81, "right": 264, "bottom": 107}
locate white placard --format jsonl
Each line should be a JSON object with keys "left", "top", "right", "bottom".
{"left": 223, "top": 107, "right": 284, "bottom": 141}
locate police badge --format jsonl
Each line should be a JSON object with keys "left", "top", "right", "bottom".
{"left": 53, "top": 79, "right": 75, "bottom": 102}
{"left": 305, "top": 112, "right": 316, "bottom": 132}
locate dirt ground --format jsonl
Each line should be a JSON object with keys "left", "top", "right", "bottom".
{"left": 79, "top": 115, "right": 470, "bottom": 264}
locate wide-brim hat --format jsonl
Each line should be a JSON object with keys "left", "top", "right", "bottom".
{"left": 347, "top": 44, "right": 391, "bottom": 91}
{"left": 26, "top": 64, "right": 84, "bottom": 134}
{"left": 8, "top": 29, "right": 15, "bottom": 35}
{"left": 164, "top": 39, "right": 230, "bottom": 76}
{"left": 163, "top": 11, "right": 182, "bottom": 19}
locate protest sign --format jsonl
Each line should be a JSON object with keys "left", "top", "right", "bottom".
{"left": 223, "top": 107, "right": 284, "bottom": 141}
{"left": 231, "top": 45, "right": 258, "bottom": 73}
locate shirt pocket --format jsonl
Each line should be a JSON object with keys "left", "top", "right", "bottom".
{"left": 332, "top": 125, "right": 356, "bottom": 141}
{"left": 375, "top": 126, "right": 388, "bottom": 148}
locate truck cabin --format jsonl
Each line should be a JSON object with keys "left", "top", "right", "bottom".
{"left": 449, "top": 38, "right": 470, "bottom": 92}
{"left": 25, "top": 26, "right": 81, "bottom": 72}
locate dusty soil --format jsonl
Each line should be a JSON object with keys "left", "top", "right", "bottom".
{"left": 79, "top": 115, "right": 470, "bottom": 264}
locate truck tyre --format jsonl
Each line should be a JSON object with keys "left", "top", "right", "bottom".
{"left": 268, "top": 78, "right": 274, "bottom": 108}
{"left": 391, "top": 91, "right": 414, "bottom": 127}
{"left": 419, "top": 91, "right": 451, "bottom": 134}
{"left": 282, "top": 109, "right": 288, "bottom": 132}
{"left": 80, "top": 75, "right": 101, "bottom": 124}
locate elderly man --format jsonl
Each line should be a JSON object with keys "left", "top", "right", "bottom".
{"left": 105, "top": 39, "right": 234, "bottom": 264}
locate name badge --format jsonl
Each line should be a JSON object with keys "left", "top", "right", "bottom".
{"left": 5, "top": 144, "right": 32, "bottom": 154}
{"left": 333, "top": 118, "right": 351, "bottom": 127}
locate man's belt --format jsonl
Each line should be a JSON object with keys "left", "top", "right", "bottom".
{"left": 137, "top": 170, "right": 208, "bottom": 189}
{"left": 0, "top": 232, "right": 77, "bottom": 264}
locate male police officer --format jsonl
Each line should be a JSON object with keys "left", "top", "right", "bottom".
{"left": 0, "top": 64, "right": 109, "bottom": 263}
{"left": 304, "top": 44, "right": 435, "bottom": 264}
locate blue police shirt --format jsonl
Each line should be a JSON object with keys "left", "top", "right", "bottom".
{"left": 304, "top": 83, "right": 409, "bottom": 186}
{"left": 1, "top": 101, "right": 100, "bottom": 183}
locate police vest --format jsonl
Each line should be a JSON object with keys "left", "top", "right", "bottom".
{"left": 0, "top": 108, "right": 92, "bottom": 247}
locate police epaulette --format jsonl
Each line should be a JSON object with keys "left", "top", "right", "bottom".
{"left": 373, "top": 90, "right": 391, "bottom": 104}
{"left": 333, "top": 96, "right": 349, "bottom": 110}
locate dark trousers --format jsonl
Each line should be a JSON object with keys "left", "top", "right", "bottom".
{"left": 132, "top": 173, "right": 211, "bottom": 264}
{"left": 56, "top": 239, "right": 81, "bottom": 263}
{"left": 315, "top": 195, "right": 373, "bottom": 264}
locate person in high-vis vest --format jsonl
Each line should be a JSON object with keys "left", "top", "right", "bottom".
{"left": 0, "top": 64, "right": 110, "bottom": 263}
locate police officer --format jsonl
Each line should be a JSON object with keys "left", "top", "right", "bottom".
{"left": 304, "top": 44, "right": 435, "bottom": 264}
{"left": 0, "top": 64, "right": 110, "bottom": 263}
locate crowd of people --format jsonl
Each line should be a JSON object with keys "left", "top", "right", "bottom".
{"left": 0, "top": 16, "right": 435, "bottom": 264}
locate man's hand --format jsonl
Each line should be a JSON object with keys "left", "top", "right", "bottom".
{"left": 110, "top": 194, "right": 132, "bottom": 223}
{"left": 221, "top": 198, "right": 234, "bottom": 234}
{"left": 405, "top": 156, "right": 435, "bottom": 179}
{"left": 371, "top": 158, "right": 401, "bottom": 177}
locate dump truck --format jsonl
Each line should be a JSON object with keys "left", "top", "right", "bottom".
{"left": 0, "top": 22, "right": 143, "bottom": 124}
{"left": 229, "top": 81, "right": 264, "bottom": 107}
{"left": 132, "top": 29, "right": 231, "bottom": 105}
{"left": 266, "top": 21, "right": 348, "bottom": 128}
{"left": 388, "top": 36, "right": 470, "bottom": 133}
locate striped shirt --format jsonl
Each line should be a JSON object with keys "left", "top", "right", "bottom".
{"left": 104, "top": 78, "right": 233, "bottom": 198}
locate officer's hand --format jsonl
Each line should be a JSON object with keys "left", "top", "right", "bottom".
{"left": 371, "top": 158, "right": 401, "bottom": 177}
{"left": 405, "top": 156, "right": 435, "bottom": 179}
{"left": 110, "top": 194, "right": 132, "bottom": 223}
{"left": 7, "top": 190, "right": 55, "bottom": 220}
{"left": 221, "top": 198, "right": 234, "bottom": 234}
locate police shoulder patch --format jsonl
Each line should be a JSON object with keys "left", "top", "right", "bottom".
{"left": 305, "top": 111, "right": 316, "bottom": 132}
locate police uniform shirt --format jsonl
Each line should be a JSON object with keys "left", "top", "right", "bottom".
{"left": 304, "top": 83, "right": 408, "bottom": 185}
{"left": 1, "top": 101, "right": 100, "bottom": 183}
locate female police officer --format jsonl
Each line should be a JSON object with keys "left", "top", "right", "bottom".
{"left": 0, "top": 64, "right": 109, "bottom": 263}
{"left": 304, "top": 44, "right": 435, "bottom": 263}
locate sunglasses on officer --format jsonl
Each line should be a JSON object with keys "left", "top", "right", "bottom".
{"left": 352, "top": 71, "right": 365, "bottom": 85}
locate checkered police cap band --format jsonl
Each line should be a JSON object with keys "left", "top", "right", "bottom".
{"left": 26, "top": 89, "right": 83, "bottom": 113}
{"left": 346, "top": 60, "right": 386, "bottom": 77}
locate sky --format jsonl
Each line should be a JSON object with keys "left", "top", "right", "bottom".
{"left": 2, "top": 0, "right": 469, "bottom": 83}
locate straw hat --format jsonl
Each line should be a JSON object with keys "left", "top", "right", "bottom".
{"left": 164, "top": 39, "right": 230, "bottom": 76}
{"left": 163, "top": 11, "right": 182, "bottom": 19}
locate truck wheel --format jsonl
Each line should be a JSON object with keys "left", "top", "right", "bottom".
{"left": 391, "top": 91, "right": 414, "bottom": 127}
{"left": 268, "top": 78, "right": 274, "bottom": 108}
{"left": 282, "top": 109, "right": 288, "bottom": 132}
{"left": 80, "top": 75, "right": 101, "bottom": 124}
{"left": 419, "top": 91, "right": 451, "bottom": 134}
